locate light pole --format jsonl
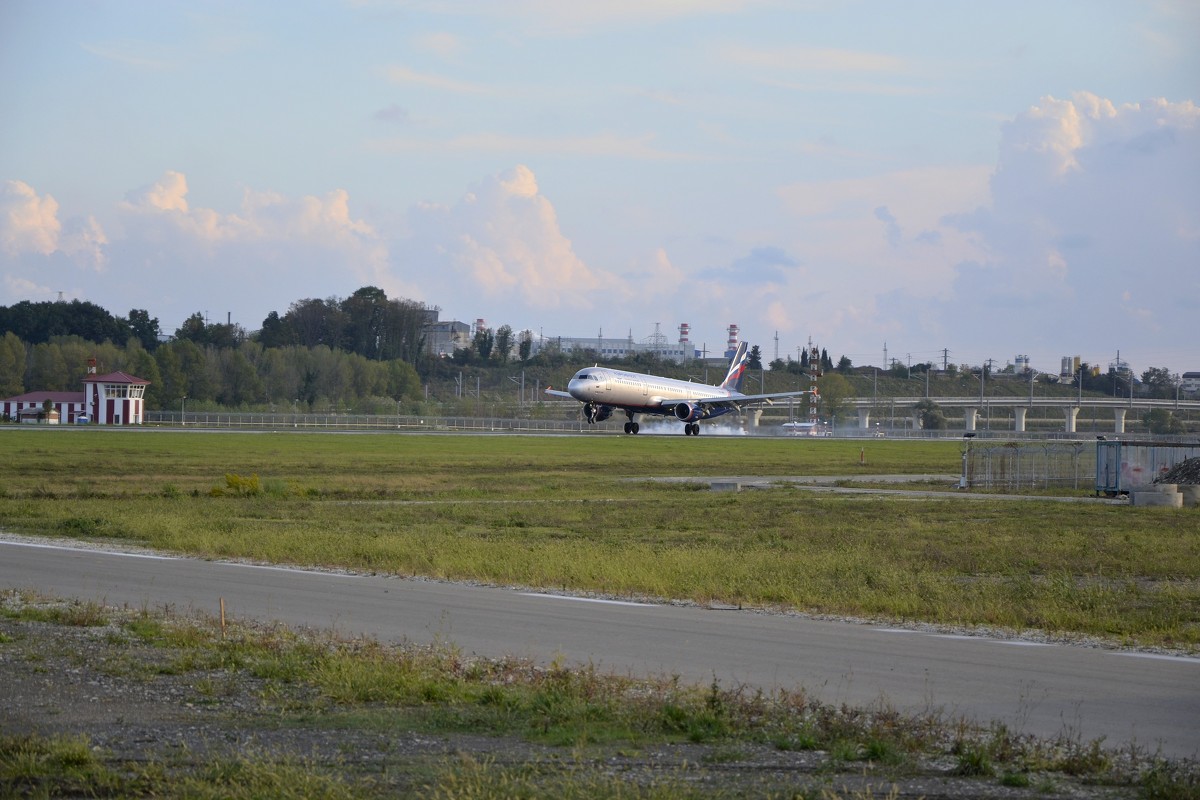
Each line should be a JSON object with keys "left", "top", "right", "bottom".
{"left": 181, "top": 395, "right": 186, "bottom": 426}
{"left": 959, "top": 432, "right": 975, "bottom": 489}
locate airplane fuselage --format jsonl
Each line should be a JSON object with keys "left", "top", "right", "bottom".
{"left": 566, "top": 367, "right": 737, "bottom": 419}
{"left": 547, "top": 341, "right": 806, "bottom": 435}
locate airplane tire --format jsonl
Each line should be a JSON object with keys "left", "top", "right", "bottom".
{"left": 631, "top": 422, "right": 640, "bottom": 434}
{"left": 623, "top": 422, "right": 632, "bottom": 434}
{"left": 691, "top": 424, "right": 700, "bottom": 436}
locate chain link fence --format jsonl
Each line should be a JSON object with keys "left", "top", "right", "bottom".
{"left": 964, "top": 440, "right": 1096, "bottom": 490}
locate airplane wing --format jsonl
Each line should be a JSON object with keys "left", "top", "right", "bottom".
{"left": 658, "top": 390, "right": 810, "bottom": 411}
{"left": 544, "top": 387, "right": 573, "bottom": 399}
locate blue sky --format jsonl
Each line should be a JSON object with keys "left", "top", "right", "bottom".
{"left": 2, "top": 1, "right": 1197, "bottom": 375}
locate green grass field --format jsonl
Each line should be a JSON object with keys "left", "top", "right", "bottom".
{"left": 1, "top": 428, "right": 1197, "bottom": 650}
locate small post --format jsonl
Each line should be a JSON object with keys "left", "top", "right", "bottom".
{"left": 859, "top": 447, "right": 865, "bottom": 466}
{"left": 219, "top": 597, "right": 226, "bottom": 639}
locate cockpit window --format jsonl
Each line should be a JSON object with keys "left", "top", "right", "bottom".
{"left": 574, "top": 370, "right": 599, "bottom": 380}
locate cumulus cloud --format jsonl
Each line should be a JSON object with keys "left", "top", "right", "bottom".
{"left": 1, "top": 180, "right": 62, "bottom": 257}
{"left": 884, "top": 93, "right": 1199, "bottom": 364}
{"left": 403, "top": 165, "right": 614, "bottom": 312}
{"left": 1, "top": 180, "right": 107, "bottom": 272}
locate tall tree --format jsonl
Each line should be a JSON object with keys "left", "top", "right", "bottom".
{"left": 257, "top": 311, "right": 295, "bottom": 349}
{"left": 1140, "top": 367, "right": 1176, "bottom": 399}
{"left": 126, "top": 309, "right": 161, "bottom": 351}
{"left": 518, "top": 330, "right": 533, "bottom": 363}
{"left": 153, "top": 343, "right": 186, "bottom": 406}
{"left": 27, "top": 343, "right": 69, "bottom": 391}
{"left": 473, "top": 327, "right": 494, "bottom": 361}
{"left": 285, "top": 298, "right": 344, "bottom": 349}
{"left": 341, "top": 286, "right": 387, "bottom": 359}
{"left": 747, "top": 345, "right": 763, "bottom": 370}
{"left": 0, "top": 332, "right": 26, "bottom": 397}
{"left": 494, "top": 325, "right": 513, "bottom": 364}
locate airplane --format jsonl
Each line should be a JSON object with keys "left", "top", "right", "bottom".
{"left": 545, "top": 341, "right": 814, "bottom": 435}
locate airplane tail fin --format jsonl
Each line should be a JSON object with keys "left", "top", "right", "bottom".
{"left": 719, "top": 341, "right": 750, "bottom": 392}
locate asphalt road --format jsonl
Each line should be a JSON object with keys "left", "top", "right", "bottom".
{"left": 2, "top": 538, "right": 1197, "bottom": 758}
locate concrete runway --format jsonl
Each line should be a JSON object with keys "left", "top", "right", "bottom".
{"left": 2, "top": 537, "right": 1197, "bottom": 758}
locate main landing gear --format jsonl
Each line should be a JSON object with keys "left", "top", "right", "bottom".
{"left": 623, "top": 411, "right": 640, "bottom": 435}
{"left": 683, "top": 423, "right": 701, "bottom": 436}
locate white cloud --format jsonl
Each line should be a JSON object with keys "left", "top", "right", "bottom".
{"left": 0, "top": 180, "right": 107, "bottom": 272}
{"left": 881, "top": 93, "right": 1200, "bottom": 367}
{"left": 403, "top": 165, "right": 615, "bottom": 312}
{"left": 1, "top": 180, "right": 62, "bottom": 257}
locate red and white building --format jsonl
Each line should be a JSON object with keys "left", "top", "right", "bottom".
{"left": 2, "top": 369, "right": 149, "bottom": 425}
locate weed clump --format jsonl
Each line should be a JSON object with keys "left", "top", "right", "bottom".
{"left": 210, "top": 473, "right": 263, "bottom": 497}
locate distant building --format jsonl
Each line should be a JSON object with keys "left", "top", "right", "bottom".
{"left": 1, "top": 366, "right": 149, "bottom": 425}
{"left": 532, "top": 323, "right": 701, "bottom": 364}
{"left": 423, "top": 310, "right": 472, "bottom": 357}
{"left": 1182, "top": 372, "right": 1200, "bottom": 396}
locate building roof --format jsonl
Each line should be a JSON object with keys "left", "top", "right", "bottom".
{"left": 2, "top": 391, "right": 86, "bottom": 403}
{"left": 82, "top": 371, "right": 149, "bottom": 385}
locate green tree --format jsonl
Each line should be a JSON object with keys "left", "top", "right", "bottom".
{"left": 285, "top": 298, "right": 345, "bottom": 350}
{"left": 518, "top": 330, "right": 533, "bottom": 363}
{"left": 153, "top": 343, "right": 186, "bottom": 406}
{"left": 747, "top": 345, "right": 763, "bottom": 370}
{"left": 0, "top": 332, "right": 26, "bottom": 397}
{"left": 124, "top": 342, "right": 163, "bottom": 408}
{"left": 1140, "top": 367, "right": 1176, "bottom": 400}
{"left": 913, "top": 398, "right": 947, "bottom": 430}
{"left": 257, "top": 311, "right": 295, "bottom": 349}
{"left": 341, "top": 286, "right": 388, "bottom": 359}
{"left": 473, "top": 327, "right": 494, "bottom": 361}
{"left": 217, "top": 348, "right": 264, "bottom": 406}
{"left": 836, "top": 355, "right": 852, "bottom": 373}
{"left": 1143, "top": 408, "right": 1184, "bottom": 435}
{"left": 816, "top": 373, "right": 852, "bottom": 425}
{"left": 126, "top": 309, "right": 161, "bottom": 351}
{"left": 27, "top": 343, "right": 69, "bottom": 391}
{"left": 494, "top": 325, "right": 514, "bottom": 364}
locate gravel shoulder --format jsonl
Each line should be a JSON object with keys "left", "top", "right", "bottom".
{"left": 2, "top": 596, "right": 1178, "bottom": 799}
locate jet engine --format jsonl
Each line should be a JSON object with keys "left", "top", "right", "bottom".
{"left": 585, "top": 403, "right": 614, "bottom": 423}
{"left": 673, "top": 402, "right": 704, "bottom": 423}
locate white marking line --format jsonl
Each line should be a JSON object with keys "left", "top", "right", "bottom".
{"left": 991, "top": 640, "right": 1052, "bottom": 647}
{"left": 521, "top": 592, "right": 651, "bottom": 608}
{"left": 0, "top": 540, "right": 175, "bottom": 561}
{"left": 872, "top": 628, "right": 919, "bottom": 634}
{"left": 930, "top": 634, "right": 990, "bottom": 641}
{"left": 219, "top": 562, "right": 361, "bottom": 578}
{"left": 1114, "top": 652, "right": 1200, "bottom": 664}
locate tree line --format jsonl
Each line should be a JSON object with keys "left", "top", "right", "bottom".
{"left": 0, "top": 331, "right": 421, "bottom": 414}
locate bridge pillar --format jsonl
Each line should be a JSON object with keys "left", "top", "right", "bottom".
{"left": 1014, "top": 407, "right": 1027, "bottom": 433}
{"left": 1113, "top": 408, "right": 1126, "bottom": 434}
{"left": 963, "top": 407, "right": 978, "bottom": 432}
{"left": 1064, "top": 406, "right": 1079, "bottom": 433}
{"left": 857, "top": 408, "right": 871, "bottom": 429}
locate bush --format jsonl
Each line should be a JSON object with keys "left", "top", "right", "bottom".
{"left": 210, "top": 473, "right": 263, "bottom": 497}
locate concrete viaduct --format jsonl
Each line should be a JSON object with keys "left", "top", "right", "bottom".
{"left": 845, "top": 396, "right": 1200, "bottom": 434}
